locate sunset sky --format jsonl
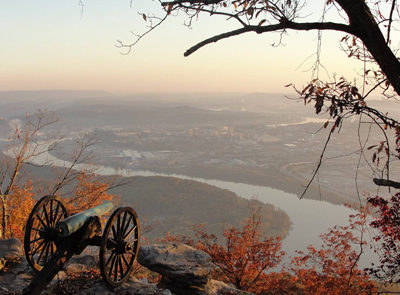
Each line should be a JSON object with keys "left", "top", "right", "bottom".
{"left": 1, "top": 1, "right": 364, "bottom": 94}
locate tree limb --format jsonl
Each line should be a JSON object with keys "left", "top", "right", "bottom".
{"left": 386, "top": 0, "right": 397, "bottom": 44}
{"left": 300, "top": 128, "right": 333, "bottom": 199}
{"left": 162, "top": 0, "right": 222, "bottom": 5}
{"left": 373, "top": 178, "right": 400, "bottom": 189}
{"left": 184, "top": 21, "right": 354, "bottom": 56}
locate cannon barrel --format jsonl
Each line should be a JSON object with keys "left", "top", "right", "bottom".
{"left": 56, "top": 201, "right": 113, "bottom": 237}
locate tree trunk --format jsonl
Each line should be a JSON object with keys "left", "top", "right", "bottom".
{"left": 337, "top": 0, "right": 400, "bottom": 96}
{"left": 0, "top": 195, "right": 6, "bottom": 240}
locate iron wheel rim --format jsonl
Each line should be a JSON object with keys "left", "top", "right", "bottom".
{"left": 24, "top": 195, "right": 68, "bottom": 271}
{"left": 99, "top": 207, "right": 140, "bottom": 287}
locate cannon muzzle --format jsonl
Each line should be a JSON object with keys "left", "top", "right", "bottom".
{"left": 56, "top": 201, "right": 113, "bottom": 237}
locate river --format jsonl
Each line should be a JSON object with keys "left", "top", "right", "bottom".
{"left": 17, "top": 144, "right": 375, "bottom": 267}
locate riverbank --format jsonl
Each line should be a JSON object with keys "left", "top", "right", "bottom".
{"left": 23, "top": 145, "right": 372, "bottom": 264}
{"left": 124, "top": 162, "right": 355, "bottom": 206}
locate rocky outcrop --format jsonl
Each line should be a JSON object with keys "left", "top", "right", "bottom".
{"left": 137, "top": 244, "right": 253, "bottom": 295}
{"left": 138, "top": 244, "right": 213, "bottom": 294}
{"left": 68, "top": 276, "right": 165, "bottom": 295}
{"left": 206, "top": 280, "right": 252, "bottom": 295}
{"left": 0, "top": 238, "right": 22, "bottom": 271}
{"left": 0, "top": 239, "right": 251, "bottom": 295}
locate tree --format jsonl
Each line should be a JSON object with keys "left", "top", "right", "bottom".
{"left": 6, "top": 179, "right": 35, "bottom": 241}
{"left": 160, "top": 208, "right": 376, "bottom": 294}
{"left": 124, "top": 0, "right": 399, "bottom": 89}
{"left": 289, "top": 209, "right": 376, "bottom": 295}
{"left": 253, "top": 213, "right": 377, "bottom": 295}
{"left": 126, "top": 0, "right": 400, "bottom": 284}
{"left": 195, "top": 214, "right": 284, "bottom": 292}
{"left": 123, "top": 0, "right": 400, "bottom": 195}
{"left": 0, "top": 111, "right": 120, "bottom": 240}
{"left": 159, "top": 208, "right": 284, "bottom": 293}
{"left": 367, "top": 193, "right": 400, "bottom": 283}
{"left": 63, "top": 171, "right": 117, "bottom": 214}
{"left": 0, "top": 110, "right": 58, "bottom": 239}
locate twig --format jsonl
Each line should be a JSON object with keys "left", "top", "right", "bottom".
{"left": 300, "top": 129, "right": 333, "bottom": 199}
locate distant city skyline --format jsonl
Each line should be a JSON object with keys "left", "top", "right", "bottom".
{"left": 1, "top": 1, "right": 365, "bottom": 94}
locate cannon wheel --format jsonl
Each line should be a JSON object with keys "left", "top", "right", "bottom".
{"left": 24, "top": 195, "right": 69, "bottom": 271}
{"left": 100, "top": 207, "right": 140, "bottom": 287}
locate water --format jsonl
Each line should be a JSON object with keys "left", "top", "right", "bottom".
{"left": 13, "top": 142, "right": 375, "bottom": 267}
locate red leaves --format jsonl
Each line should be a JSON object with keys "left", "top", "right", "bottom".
{"left": 159, "top": 211, "right": 284, "bottom": 293}
{"left": 378, "top": 141, "right": 384, "bottom": 153}
{"left": 368, "top": 193, "right": 400, "bottom": 282}
{"left": 166, "top": 4, "right": 173, "bottom": 15}
{"left": 258, "top": 19, "right": 266, "bottom": 26}
{"left": 371, "top": 141, "right": 389, "bottom": 165}
{"left": 290, "top": 210, "right": 376, "bottom": 295}
{"left": 65, "top": 172, "right": 117, "bottom": 213}
{"left": 315, "top": 95, "right": 324, "bottom": 114}
{"left": 160, "top": 207, "right": 376, "bottom": 294}
{"left": 193, "top": 215, "right": 284, "bottom": 292}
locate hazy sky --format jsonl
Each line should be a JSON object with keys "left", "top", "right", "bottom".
{"left": 0, "top": 1, "right": 365, "bottom": 94}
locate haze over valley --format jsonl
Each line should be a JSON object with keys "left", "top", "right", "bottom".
{"left": 4, "top": 90, "right": 393, "bottom": 205}
{"left": 0, "top": 90, "right": 396, "bottom": 251}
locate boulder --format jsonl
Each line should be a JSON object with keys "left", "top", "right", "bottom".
{"left": 0, "top": 238, "right": 22, "bottom": 260}
{"left": 138, "top": 244, "right": 213, "bottom": 294}
{"left": 70, "top": 254, "right": 97, "bottom": 268}
{"left": 0, "top": 238, "right": 22, "bottom": 271}
{"left": 80, "top": 277, "right": 164, "bottom": 295}
{"left": 206, "top": 280, "right": 254, "bottom": 295}
{"left": 0, "top": 258, "right": 35, "bottom": 294}
{"left": 0, "top": 243, "right": 252, "bottom": 295}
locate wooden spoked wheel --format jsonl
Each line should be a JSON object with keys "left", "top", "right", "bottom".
{"left": 24, "top": 195, "right": 69, "bottom": 271}
{"left": 100, "top": 207, "right": 140, "bottom": 287}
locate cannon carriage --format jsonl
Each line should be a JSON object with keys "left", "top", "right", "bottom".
{"left": 23, "top": 195, "right": 140, "bottom": 294}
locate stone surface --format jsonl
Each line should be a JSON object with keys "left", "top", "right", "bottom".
{"left": 0, "top": 242, "right": 250, "bottom": 295}
{"left": 206, "top": 280, "right": 254, "bottom": 295}
{"left": 65, "top": 262, "right": 90, "bottom": 274}
{"left": 138, "top": 243, "right": 213, "bottom": 292}
{"left": 0, "top": 238, "right": 22, "bottom": 271}
{"left": 80, "top": 277, "right": 163, "bottom": 295}
{"left": 160, "top": 289, "right": 173, "bottom": 295}
{"left": 70, "top": 254, "right": 97, "bottom": 268}
{"left": 0, "top": 258, "right": 5, "bottom": 272}
{"left": 0, "top": 259, "right": 35, "bottom": 294}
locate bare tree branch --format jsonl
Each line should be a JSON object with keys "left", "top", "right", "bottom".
{"left": 185, "top": 21, "right": 354, "bottom": 56}
{"left": 373, "top": 178, "right": 400, "bottom": 189}
{"left": 387, "top": 0, "right": 397, "bottom": 43}
{"left": 300, "top": 129, "right": 333, "bottom": 199}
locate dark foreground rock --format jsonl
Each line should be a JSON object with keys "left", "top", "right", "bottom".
{"left": 138, "top": 243, "right": 213, "bottom": 294}
{"left": 0, "top": 238, "right": 22, "bottom": 271}
{"left": 137, "top": 244, "right": 252, "bottom": 295}
{"left": 0, "top": 239, "right": 252, "bottom": 295}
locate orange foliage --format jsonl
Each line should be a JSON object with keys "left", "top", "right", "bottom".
{"left": 194, "top": 218, "right": 284, "bottom": 292}
{"left": 160, "top": 209, "right": 376, "bottom": 295}
{"left": 7, "top": 180, "right": 35, "bottom": 241}
{"left": 64, "top": 172, "right": 117, "bottom": 214}
{"left": 1, "top": 172, "right": 117, "bottom": 241}
{"left": 286, "top": 211, "right": 377, "bottom": 295}
{"left": 160, "top": 211, "right": 284, "bottom": 293}
{"left": 157, "top": 230, "right": 194, "bottom": 245}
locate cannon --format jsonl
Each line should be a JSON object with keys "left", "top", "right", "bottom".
{"left": 22, "top": 195, "right": 140, "bottom": 294}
